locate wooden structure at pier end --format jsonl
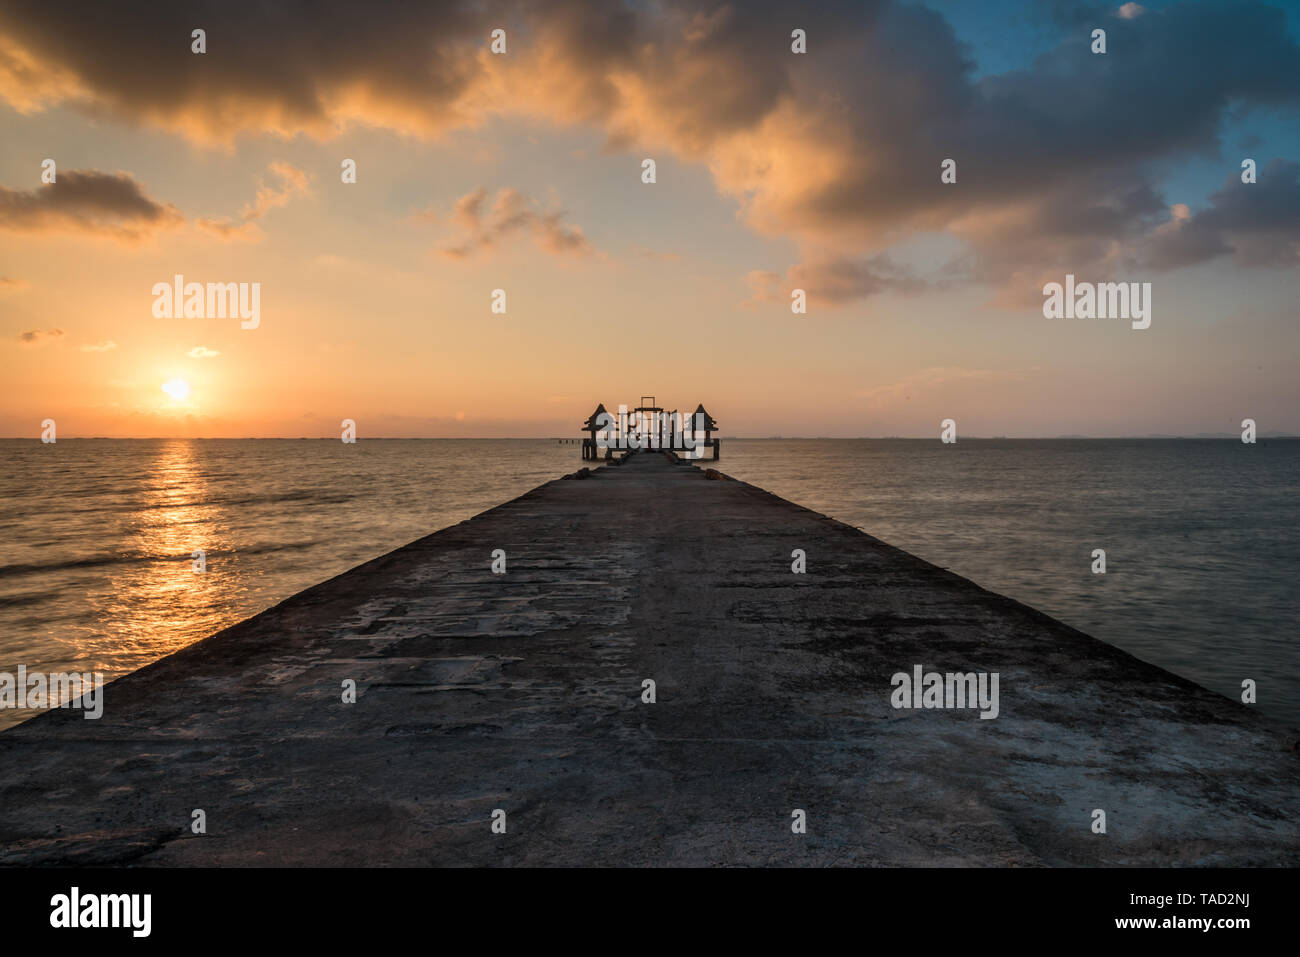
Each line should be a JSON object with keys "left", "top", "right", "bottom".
{"left": 582, "top": 397, "right": 719, "bottom": 462}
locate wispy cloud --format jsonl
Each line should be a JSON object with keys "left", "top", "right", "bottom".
{"left": 80, "top": 340, "right": 117, "bottom": 352}
{"left": 439, "top": 187, "right": 593, "bottom": 260}
{"left": 743, "top": 255, "right": 927, "bottom": 307}
{"left": 187, "top": 346, "right": 220, "bottom": 358}
{"left": 17, "top": 327, "right": 63, "bottom": 346}
{"left": 196, "top": 161, "right": 310, "bottom": 242}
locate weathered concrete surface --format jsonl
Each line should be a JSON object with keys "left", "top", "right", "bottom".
{"left": 1, "top": 453, "right": 1296, "bottom": 866}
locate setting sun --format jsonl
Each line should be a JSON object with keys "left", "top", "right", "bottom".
{"left": 161, "top": 378, "right": 190, "bottom": 401}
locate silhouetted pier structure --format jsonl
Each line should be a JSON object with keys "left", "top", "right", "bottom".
{"left": 581, "top": 397, "right": 719, "bottom": 461}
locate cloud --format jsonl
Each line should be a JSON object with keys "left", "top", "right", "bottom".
{"left": 0, "top": 169, "right": 181, "bottom": 241}
{"left": 1141, "top": 159, "right": 1300, "bottom": 268}
{"left": 2, "top": 1, "right": 1298, "bottom": 299}
{"left": 80, "top": 340, "right": 116, "bottom": 352}
{"left": 187, "top": 346, "right": 220, "bottom": 358}
{"left": 0, "top": 1, "right": 497, "bottom": 142}
{"left": 195, "top": 218, "right": 262, "bottom": 241}
{"left": 439, "top": 187, "right": 593, "bottom": 259}
{"left": 744, "top": 255, "right": 927, "bottom": 306}
{"left": 717, "top": 1, "right": 1300, "bottom": 303}
{"left": 196, "top": 161, "right": 310, "bottom": 241}
{"left": 248, "top": 161, "right": 308, "bottom": 216}
{"left": 0, "top": 276, "right": 28, "bottom": 290}
{"left": 451, "top": 187, "right": 488, "bottom": 229}
{"left": 17, "top": 327, "right": 63, "bottom": 345}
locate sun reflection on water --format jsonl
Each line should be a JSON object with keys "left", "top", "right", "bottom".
{"left": 73, "top": 440, "right": 238, "bottom": 673}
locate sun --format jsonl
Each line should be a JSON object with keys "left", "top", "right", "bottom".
{"left": 161, "top": 378, "right": 191, "bottom": 401}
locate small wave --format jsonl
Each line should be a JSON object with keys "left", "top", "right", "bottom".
{"left": 0, "top": 554, "right": 143, "bottom": 576}
{"left": 235, "top": 541, "right": 319, "bottom": 557}
{"left": 0, "top": 540, "right": 320, "bottom": 577}
{"left": 0, "top": 589, "right": 65, "bottom": 609}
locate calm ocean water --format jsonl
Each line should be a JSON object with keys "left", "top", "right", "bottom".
{"left": 1, "top": 438, "right": 1296, "bottom": 729}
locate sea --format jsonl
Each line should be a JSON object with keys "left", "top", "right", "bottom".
{"left": 1, "top": 437, "right": 1296, "bottom": 730}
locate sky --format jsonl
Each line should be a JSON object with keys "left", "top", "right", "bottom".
{"left": 1, "top": 0, "right": 1298, "bottom": 438}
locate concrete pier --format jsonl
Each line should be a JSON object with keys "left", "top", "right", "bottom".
{"left": 1, "top": 453, "right": 1296, "bottom": 866}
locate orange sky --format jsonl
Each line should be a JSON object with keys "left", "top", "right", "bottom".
{"left": 2, "top": 1, "right": 1298, "bottom": 437}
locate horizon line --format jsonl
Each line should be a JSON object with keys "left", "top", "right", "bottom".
{"left": 5, "top": 434, "right": 1298, "bottom": 442}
